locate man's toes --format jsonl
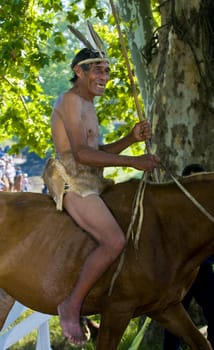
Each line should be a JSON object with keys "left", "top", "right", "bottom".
{"left": 68, "top": 335, "right": 86, "bottom": 346}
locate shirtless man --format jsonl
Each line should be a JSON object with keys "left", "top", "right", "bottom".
{"left": 50, "top": 48, "right": 160, "bottom": 345}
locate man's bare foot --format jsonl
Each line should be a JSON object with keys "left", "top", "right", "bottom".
{"left": 57, "top": 299, "right": 86, "bottom": 346}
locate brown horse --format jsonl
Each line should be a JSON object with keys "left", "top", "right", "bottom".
{"left": 0, "top": 173, "right": 213, "bottom": 349}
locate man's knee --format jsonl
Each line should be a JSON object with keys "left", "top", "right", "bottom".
{"left": 108, "top": 232, "right": 126, "bottom": 257}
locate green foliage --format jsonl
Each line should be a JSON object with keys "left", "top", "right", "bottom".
{"left": 0, "top": 0, "right": 146, "bottom": 165}
{"left": 128, "top": 317, "right": 152, "bottom": 350}
{"left": 0, "top": 0, "right": 64, "bottom": 156}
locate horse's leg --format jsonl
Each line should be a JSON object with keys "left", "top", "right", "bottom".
{"left": 96, "top": 305, "right": 133, "bottom": 350}
{"left": 0, "top": 289, "right": 15, "bottom": 330}
{"left": 151, "top": 303, "right": 212, "bottom": 350}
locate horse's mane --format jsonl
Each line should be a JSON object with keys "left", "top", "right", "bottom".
{"left": 143, "top": 171, "right": 214, "bottom": 186}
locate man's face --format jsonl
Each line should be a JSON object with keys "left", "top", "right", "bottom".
{"left": 80, "top": 61, "right": 110, "bottom": 97}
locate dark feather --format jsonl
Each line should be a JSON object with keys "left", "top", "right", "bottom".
{"left": 67, "top": 25, "right": 94, "bottom": 50}
{"left": 86, "top": 21, "right": 106, "bottom": 56}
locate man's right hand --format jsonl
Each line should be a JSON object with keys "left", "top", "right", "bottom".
{"left": 132, "top": 154, "right": 161, "bottom": 171}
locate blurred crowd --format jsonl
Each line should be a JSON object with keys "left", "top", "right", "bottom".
{"left": 0, "top": 151, "right": 29, "bottom": 192}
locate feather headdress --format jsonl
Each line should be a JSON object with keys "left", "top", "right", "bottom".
{"left": 68, "top": 21, "right": 108, "bottom": 67}
{"left": 85, "top": 21, "right": 106, "bottom": 57}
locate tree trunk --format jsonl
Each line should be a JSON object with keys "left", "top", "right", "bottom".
{"left": 117, "top": 1, "right": 213, "bottom": 345}
{"left": 118, "top": 0, "right": 214, "bottom": 176}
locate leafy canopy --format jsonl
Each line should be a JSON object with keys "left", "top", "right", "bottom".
{"left": 1, "top": 0, "right": 64, "bottom": 155}
{"left": 0, "top": 0, "right": 156, "bottom": 159}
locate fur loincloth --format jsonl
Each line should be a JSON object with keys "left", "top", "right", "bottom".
{"left": 42, "top": 151, "right": 114, "bottom": 211}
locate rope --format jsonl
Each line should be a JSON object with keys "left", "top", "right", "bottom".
{"left": 134, "top": 179, "right": 147, "bottom": 249}
{"left": 108, "top": 173, "right": 147, "bottom": 296}
{"left": 170, "top": 173, "right": 214, "bottom": 223}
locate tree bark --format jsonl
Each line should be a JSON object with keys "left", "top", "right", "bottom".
{"left": 118, "top": 0, "right": 214, "bottom": 176}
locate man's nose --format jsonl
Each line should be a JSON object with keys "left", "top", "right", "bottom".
{"left": 101, "top": 73, "right": 109, "bottom": 82}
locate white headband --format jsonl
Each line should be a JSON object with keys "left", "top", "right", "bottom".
{"left": 77, "top": 57, "right": 109, "bottom": 66}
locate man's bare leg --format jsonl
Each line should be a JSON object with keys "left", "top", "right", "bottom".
{"left": 57, "top": 192, "right": 126, "bottom": 345}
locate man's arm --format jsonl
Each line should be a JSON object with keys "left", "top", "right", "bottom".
{"left": 100, "top": 121, "right": 152, "bottom": 154}
{"left": 74, "top": 145, "right": 160, "bottom": 171}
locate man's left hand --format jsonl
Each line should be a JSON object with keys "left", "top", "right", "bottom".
{"left": 132, "top": 121, "right": 152, "bottom": 142}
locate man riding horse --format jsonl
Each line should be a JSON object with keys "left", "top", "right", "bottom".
{"left": 43, "top": 47, "right": 160, "bottom": 345}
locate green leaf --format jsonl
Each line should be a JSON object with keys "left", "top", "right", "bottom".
{"left": 128, "top": 317, "right": 152, "bottom": 350}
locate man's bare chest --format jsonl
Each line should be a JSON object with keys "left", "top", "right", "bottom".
{"left": 81, "top": 104, "right": 99, "bottom": 138}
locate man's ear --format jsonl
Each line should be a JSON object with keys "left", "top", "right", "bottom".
{"left": 73, "top": 65, "right": 82, "bottom": 78}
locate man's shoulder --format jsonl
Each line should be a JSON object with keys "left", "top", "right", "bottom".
{"left": 54, "top": 89, "right": 81, "bottom": 108}
{"left": 62, "top": 89, "right": 80, "bottom": 101}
